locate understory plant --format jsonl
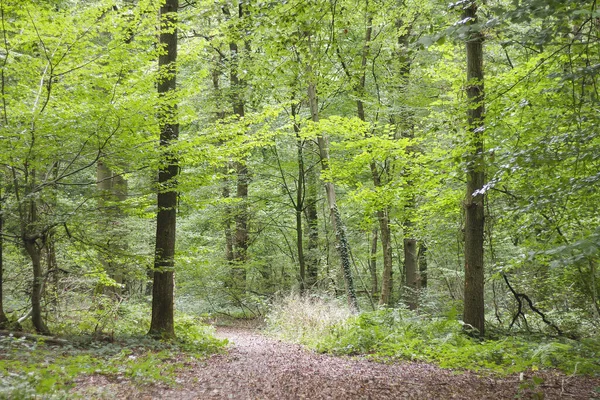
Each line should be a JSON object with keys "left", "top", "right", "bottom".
{"left": 267, "top": 298, "right": 600, "bottom": 376}
{"left": 0, "top": 301, "right": 226, "bottom": 399}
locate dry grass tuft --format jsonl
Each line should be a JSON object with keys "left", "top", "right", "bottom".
{"left": 265, "top": 294, "right": 352, "bottom": 346}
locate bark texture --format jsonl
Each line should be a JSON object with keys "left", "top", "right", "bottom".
{"left": 463, "top": 2, "right": 486, "bottom": 336}
{"left": 149, "top": 0, "right": 178, "bottom": 339}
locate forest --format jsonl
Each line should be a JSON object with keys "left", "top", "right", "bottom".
{"left": 0, "top": 0, "right": 599, "bottom": 398}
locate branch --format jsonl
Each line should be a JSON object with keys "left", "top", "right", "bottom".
{"left": 503, "top": 273, "right": 562, "bottom": 336}
{"left": 0, "top": 329, "right": 68, "bottom": 345}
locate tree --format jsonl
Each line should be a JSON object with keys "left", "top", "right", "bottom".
{"left": 0, "top": 187, "right": 8, "bottom": 328}
{"left": 462, "top": 1, "right": 485, "bottom": 336}
{"left": 308, "top": 79, "right": 359, "bottom": 312}
{"left": 149, "top": 0, "right": 179, "bottom": 339}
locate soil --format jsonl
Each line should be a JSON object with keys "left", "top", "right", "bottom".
{"left": 73, "top": 327, "right": 600, "bottom": 399}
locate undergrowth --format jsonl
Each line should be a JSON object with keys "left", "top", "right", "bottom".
{"left": 0, "top": 301, "right": 226, "bottom": 399}
{"left": 266, "top": 297, "right": 600, "bottom": 376}
{"left": 265, "top": 295, "right": 352, "bottom": 346}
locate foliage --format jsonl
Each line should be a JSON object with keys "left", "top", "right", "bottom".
{"left": 0, "top": 0, "right": 598, "bottom": 393}
{"left": 267, "top": 298, "right": 600, "bottom": 375}
{"left": 0, "top": 303, "right": 226, "bottom": 399}
{"left": 315, "top": 309, "right": 600, "bottom": 375}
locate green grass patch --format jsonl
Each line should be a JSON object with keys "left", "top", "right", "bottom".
{"left": 267, "top": 300, "right": 600, "bottom": 376}
{"left": 0, "top": 306, "right": 226, "bottom": 399}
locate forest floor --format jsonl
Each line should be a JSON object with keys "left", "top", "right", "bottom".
{"left": 72, "top": 326, "right": 600, "bottom": 400}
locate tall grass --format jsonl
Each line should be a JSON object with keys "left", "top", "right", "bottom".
{"left": 265, "top": 295, "right": 352, "bottom": 346}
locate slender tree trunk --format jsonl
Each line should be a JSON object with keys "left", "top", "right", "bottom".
{"left": 589, "top": 259, "right": 600, "bottom": 320}
{"left": 351, "top": 16, "right": 393, "bottom": 306}
{"left": 229, "top": 19, "right": 249, "bottom": 290}
{"left": 24, "top": 237, "right": 49, "bottom": 335}
{"left": 97, "top": 159, "right": 120, "bottom": 296}
{"left": 369, "top": 228, "right": 378, "bottom": 300}
{"left": 404, "top": 238, "right": 418, "bottom": 310}
{"left": 418, "top": 243, "right": 428, "bottom": 289}
{"left": 292, "top": 112, "right": 307, "bottom": 292}
{"left": 463, "top": 2, "right": 486, "bottom": 336}
{"left": 393, "top": 19, "right": 419, "bottom": 309}
{"left": 22, "top": 197, "right": 49, "bottom": 334}
{"left": 308, "top": 80, "right": 359, "bottom": 312}
{"left": 376, "top": 207, "right": 394, "bottom": 305}
{"left": 222, "top": 172, "right": 235, "bottom": 264}
{"left": 211, "top": 56, "right": 235, "bottom": 265}
{"left": 305, "top": 162, "right": 319, "bottom": 288}
{"left": 112, "top": 174, "right": 127, "bottom": 292}
{"left": 0, "top": 191, "right": 8, "bottom": 328}
{"left": 149, "top": 0, "right": 178, "bottom": 339}
{"left": 296, "top": 207, "right": 306, "bottom": 291}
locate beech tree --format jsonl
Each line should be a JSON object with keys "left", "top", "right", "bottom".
{"left": 149, "top": 0, "right": 179, "bottom": 339}
{"left": 462, "top": 1, "right": 485, "bottom": 335}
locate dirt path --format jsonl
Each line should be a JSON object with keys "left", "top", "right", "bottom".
{"left": 86, "top": 327, "right": 599, "bottom": 399}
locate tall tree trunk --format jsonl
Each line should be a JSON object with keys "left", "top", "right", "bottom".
{"left": 149, "top": 0, "right": 178, "bottom": 339}
{"left": 463, "top": 2, "right": 486, "bottom": 336}
{"left": 393, "top": 18, "right": 419, "bottom": 309}
{"left": 404, "top": 238, "right": 418, "bottom": 310}
{"left": 211, "top": 56, "right": 235, "bottom": 265}
{"left": 228, "top": 8, "right": 249, "bottom": 290}
{"left": 369, "top": 228, "right": 378, "bottom": 300}
{"left": 0, "top": 190, "right": 8, "bottom": 328}
{"left": 308, "top": 80, "right": 359, "bottom": 312}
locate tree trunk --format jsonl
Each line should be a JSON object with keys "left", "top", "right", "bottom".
{"left": 97, "top": 159, "right": 122, "bottom": 296}
{"left": 376, "top": 208, "right": 394, "bottom": 306}
{"left": 418, "top": 243, "right": 428, "bottom": 289}
{"left": 463, "top": 2, "right": 486, "bottom": 336}
{"left": 351, "top": 16, "right": 393, "bottom": 307}
{"left": 112, "top": 174, "right": 127, "bottom": 292}
{"left": 0, "top": 191, "right": 8, "bottom": 328}
{"left": 304, "top": 161, "right": 319, "bottom": 289}
{"left": 308, "top": 80, "right": 359, "bottom": 312}
{"left": 229, "top": 18, "right": 249, "bottom": 291}
{"left": 149, "top": 0, "right": 178, "bottom": 339}
{"left": 404, "top": 238, "right": 418, "bottom": 310}
{"left": 211, "top": 56, "right": 234, "bottom": 265}
{"left": 24, "top": 236, "right": 50, "bottom": 335}
{"left": 222, "top": 173, "right": 235, "bottom": 264}
{"left": 369, "top": 228, "right": 378, "bottom": 300}
{"left": 295, "top": 126, "right": 306, "bottom": 292}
